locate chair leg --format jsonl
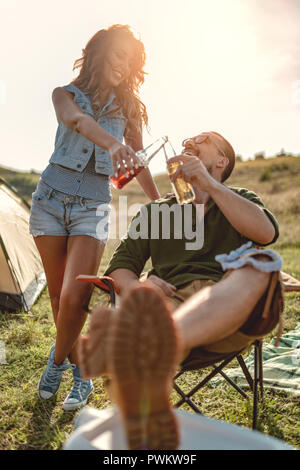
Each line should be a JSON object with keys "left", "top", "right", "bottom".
{"left": 237, "top": 355, "right": 254, "bottom": 390}
{"left": 174, "top": 354, "right": 237, "bottom": 410}
{"left": 174, "top": 342, "right": 264, "bottom": 430}
{"left": 173, "top": 381, "right": 202, "bottom": 413}
{"left": 258, "top": 340, "right": 264, "bottom": 402}
{"left": 215, "top": 367, "right": 249, "bottom": 399}
{"left": 252, "top": 342, "right": 259, "bottom": 430}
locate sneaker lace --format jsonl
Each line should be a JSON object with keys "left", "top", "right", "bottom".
{"left": 42, "top": 363, "right": 74, "bottom": 386}
{"left": 69, "top": 376, "right": 90, "bottom": 401}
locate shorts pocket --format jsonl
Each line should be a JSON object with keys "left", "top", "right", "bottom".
{"left": 31, "top": 190, "right": 46, "bottom": 202}
{"left": 84, "top": 200, "right": 110, "bottom": 211}
{"left": 31, "top": 180, "right": 51, "bottom": 201}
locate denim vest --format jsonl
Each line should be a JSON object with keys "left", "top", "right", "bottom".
{"left": 49, "top": 84, "right": 127, "bottom": 177}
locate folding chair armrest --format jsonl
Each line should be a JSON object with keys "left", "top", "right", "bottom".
{"left": 76, "top": 274, "right": 120, "bottom": 295}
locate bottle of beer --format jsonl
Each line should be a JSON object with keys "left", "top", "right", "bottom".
{"left": 164, "top": 141, "right": 195, "bottom": 204}
{"left": 110, "top": 136, "right": 168, "bottom": 189}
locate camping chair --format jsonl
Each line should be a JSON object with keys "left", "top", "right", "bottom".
{"left": 77, "top": 272, "right": 300, "bottom": 431}
{"left": 173, "top": 339, "right": 263, "bottom": 430}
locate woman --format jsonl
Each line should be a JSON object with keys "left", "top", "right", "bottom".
{"left": 29, "top": 24, "right": 160, "bottom": 410}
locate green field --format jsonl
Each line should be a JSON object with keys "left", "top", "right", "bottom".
{"left": 0, "top": 156, "right": 299, "bottom": 450}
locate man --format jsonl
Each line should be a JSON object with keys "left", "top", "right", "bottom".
{"left": 78, "top": 131, "right": 283, "bottom": 450}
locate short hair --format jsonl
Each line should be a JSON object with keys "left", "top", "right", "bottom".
{"left": 210, "top": 131, "right": 236, "bottom": 182}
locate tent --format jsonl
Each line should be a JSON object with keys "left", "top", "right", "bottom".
{"left": 0, "top": 177, "right": 46, "bottom": 312}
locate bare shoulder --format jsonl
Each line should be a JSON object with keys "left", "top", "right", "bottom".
{"left": 51, "top": 86, "right": 82, "bottom": 124}
{"left": 52, "top": 87, "right": 74, "bottom": 103}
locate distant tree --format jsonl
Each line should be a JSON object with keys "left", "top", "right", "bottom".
{"left": 277, "top": 148, "right": 287, "bottom": 157}
{"left": 236, "top": 154, "right": 242, "bottom": 162}
{"left": 254, "top": 151, "right": 265, "bottom": 160}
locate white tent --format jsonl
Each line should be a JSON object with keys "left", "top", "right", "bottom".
{"left": 0, "top": 177, "right": 46, "bottom": 311}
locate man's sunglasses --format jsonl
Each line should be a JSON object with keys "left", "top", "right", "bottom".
{"left": 182, "top": 133, "right": 227, "bottom": 159}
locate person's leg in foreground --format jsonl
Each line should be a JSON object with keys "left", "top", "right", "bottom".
{"left": 79, "top": 253, "right": 282, "bottom": 449}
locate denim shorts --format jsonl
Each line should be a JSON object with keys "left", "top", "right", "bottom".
{"left": 29, "top": 178, "right": 111, "bottom": 242}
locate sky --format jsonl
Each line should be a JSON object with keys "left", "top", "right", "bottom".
{"left": 0, "top": 0, "right": 299, "bottom": 176}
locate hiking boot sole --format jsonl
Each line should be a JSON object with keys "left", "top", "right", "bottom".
{"left": 108, "top": 284, "right": 180, "bottom": 450}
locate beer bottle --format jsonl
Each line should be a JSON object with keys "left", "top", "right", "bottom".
{"left": 110, "top": 136, "right": 168, "bottom": 189}
{"left": 164, "top": 141, "right": 195, "bottom": 204}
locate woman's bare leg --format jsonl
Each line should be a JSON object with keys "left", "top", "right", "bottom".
{"left": 54, "top": 235, "right": 105, "bottom": 366}
{"left": 33, "top": 235, "right": 68, "bottom": 325}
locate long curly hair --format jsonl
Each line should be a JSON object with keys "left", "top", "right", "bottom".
{"left": 71, "top": 24, "right": 148, "bottom": 139}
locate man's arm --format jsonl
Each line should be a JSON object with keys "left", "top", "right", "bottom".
{"left": 109, "top": 269, "right": 177, "bottom": 297}
{"left": 169, "top": 155, "right": 277, "bottom": 245}
{"left": 104, "top": 205, "right": 151, "bottom": 292}
{"left": 108, "top": 268, "right": 140, "bottom": 295}
{"left": 207, "top": 183, "right": 276, "bottom": 245}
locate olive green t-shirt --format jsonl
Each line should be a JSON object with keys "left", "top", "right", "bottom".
{"left": 104, "top": 187, "right": 279, "bottom": 288}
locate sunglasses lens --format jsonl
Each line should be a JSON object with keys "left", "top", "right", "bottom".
{"left": 183, "top": 134, "right": 208, "bottom": 147}
{"left": 194, "top": 134, "right": 208, "bottom": 144}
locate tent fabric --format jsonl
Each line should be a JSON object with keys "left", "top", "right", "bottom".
{"left": 0, "top": 179, "right": 46, "bottom": 311}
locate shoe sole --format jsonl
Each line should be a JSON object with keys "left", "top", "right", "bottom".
{"left": 108, "top": 285, "right": 180, "bottom": 450}
{"left": 62, "top": 400, "right": 88, "bottom": 411}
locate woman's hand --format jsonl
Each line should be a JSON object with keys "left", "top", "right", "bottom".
{"left": 108, "top": 141, "right": 142, "bottom": 177}
{"left": 143, "top": 274, "right": 177, "bottom": 297}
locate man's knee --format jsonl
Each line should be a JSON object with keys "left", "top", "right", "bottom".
{"left": 216, "top": 244, "right": 283, "bottom": 281}
{"left": 223, "top": 254, "right": 277, "bottom": 286}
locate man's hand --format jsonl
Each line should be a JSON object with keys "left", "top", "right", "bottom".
{"left": 161, "top": 192, "right": 176, "bottom": 199}
{"left": 143, "top": 275, "right": 177, "bottom": 297}
{"left": 168, "top": 155, "right": 217, "bottom": 193}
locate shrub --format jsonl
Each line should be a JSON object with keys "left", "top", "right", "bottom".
{"left": 259, "top": 169, "right": 272, "bottom": 182}
{"left": 255, "top": 152, "right": 265, "bottom": 160}
{"left": 270, "top": 163, "right": 289, "bottom": 172}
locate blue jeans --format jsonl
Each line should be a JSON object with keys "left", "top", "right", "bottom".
{"left": 29, "top": 178, "right": 111, "bottom": 242}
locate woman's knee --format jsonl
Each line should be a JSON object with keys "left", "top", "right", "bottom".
{"left": 59, "top": 286, "right": 92, "bottom": 315}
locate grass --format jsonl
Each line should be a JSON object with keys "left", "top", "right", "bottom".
{"left": 0, "top": 156, "right": 300, "bottom": 450}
